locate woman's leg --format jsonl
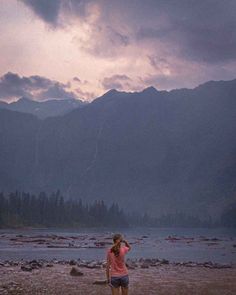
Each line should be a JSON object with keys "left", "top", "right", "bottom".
{"left": 121, "top": 287, "right": 128, "bottom": 295}
{"left": 112, "top": 286, "right": 121, "bottom": 295}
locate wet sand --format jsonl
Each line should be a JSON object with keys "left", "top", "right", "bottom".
{"left": 0, "top": 263, "right": 236, "bottom": 295}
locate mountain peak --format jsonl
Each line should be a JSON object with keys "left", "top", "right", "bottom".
{"left": 105, "top": 89, "right": 120, "bottom": 95}
{"left": 17, "top": 97, "right": 35, "bottom": 103}
{"left": 142, "top": 86, "right": 158, "bottom": 94}
{"left": 93, "top": 89, "right": 121, "bottom": 102}
{"left": 195, "top": 78, "right": 236, "bottom": 91}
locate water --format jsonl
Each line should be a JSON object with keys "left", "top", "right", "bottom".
{"left": 0, "top": 227, "right": 235, "bottom": 264}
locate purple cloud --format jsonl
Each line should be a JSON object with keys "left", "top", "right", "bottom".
{"left": 102, "top": 74, "right": 132, "bottom": 90}
{"left": 0, "top": 72, "right": 77, "bottom": 102}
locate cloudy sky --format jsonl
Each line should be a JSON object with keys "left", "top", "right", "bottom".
{"left": 0, "top": 0, "right": 236, "bottom": 102}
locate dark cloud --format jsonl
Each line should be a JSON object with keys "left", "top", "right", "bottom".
{"left": 73, "top": 77, "right": 89, "bottom": 85}
{"left": 135, "top": 0, "right": 236, "bottom": 64}
{"left": 0, "top": 72, "right": 77, "bottom": 102}
{"left": 21, "top": 0, "right": 93, "bottom": 26}
{"left": 73, "top": 77, "right": 81, "bottom": 83}
{"left": 22, "top": 0, "right": 62, "bottom": 26}
{"left": 0, "top": 72, "right": 53, "bottom": 100}
{"left": 102, "top": 74, "right": 131, "bottom": 90}
{"left": 106, "top": 26, "right": 130, "bottom": 47}
{"left": 20, "top": 0, "right": 236, "bottom": 64}
{"left": 136, "top": 27, "right": 171, "bottom": 41}
{"left": 75, "top": 87, "right": 95, "bottom": 101}
{"left": 176, "top": 19, "right": 236, "bottom": 64}
{"left": 139, "top": 74, "right": 183, "bottom": 91}
{"left": 147, "top": 55, "right": 170, "bottom": 71}
{"left": 37, "top": 83, "right": 77, "bottom": 100}
{"left": 21, "top": 0, "right": 130, "bottom": 57}
{"left": 78, "top": 24, "right": 130, "bottom": 58}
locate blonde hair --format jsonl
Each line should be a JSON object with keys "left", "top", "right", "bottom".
{"left": 111, "top": 233, "right": 122, "bottom": 257}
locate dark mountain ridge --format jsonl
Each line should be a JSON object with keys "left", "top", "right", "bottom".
{"left": 0, "top": 78, "right": 236, "bottom": 220}
{"left": 0, "top": 96, "right": 87, "bottom": 119}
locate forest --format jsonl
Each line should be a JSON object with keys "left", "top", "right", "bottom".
{"left": 0, "top": 190, "right": 234, "bottom": 228}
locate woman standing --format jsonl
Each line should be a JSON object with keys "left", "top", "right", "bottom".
{"left": 106, "top": 233, "right": 131, "bottom": 295}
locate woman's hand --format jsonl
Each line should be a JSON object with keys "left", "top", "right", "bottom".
{"left": 123, "top": 239, "right": 131, "bottom": 250}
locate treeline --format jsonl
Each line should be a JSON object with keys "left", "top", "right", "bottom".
{"left": 0, "top": 190, "right": 130, "bottom": 228}
{"left": 0, "top": 191, "right": 233, "bottom": 228}
{"left": 220, "top": 202, "right": 236, "bottom": 227}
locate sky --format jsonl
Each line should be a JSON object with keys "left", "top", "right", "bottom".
{"left": 0, "top": 0, "right": 236, "bottom": 102}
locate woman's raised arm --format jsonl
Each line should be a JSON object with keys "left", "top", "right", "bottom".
{"left": 123, "top": 239, "right": 131, "bottom": 251}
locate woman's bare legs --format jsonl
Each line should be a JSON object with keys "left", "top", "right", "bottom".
{"left": 121, "top": 287, "right": 129, "bottom": 295}
{"left": 112, "top": 287, "right": 121, "bottom": 295}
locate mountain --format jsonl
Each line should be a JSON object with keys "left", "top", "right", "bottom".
{"left": 0, "top": 97, "right": 88, "bottom": 119}
{"left": 0, "top": 100, "right": 8, "bottom": 108}
{"left": 0, "top": 78, "right": 236, "bottom": 220}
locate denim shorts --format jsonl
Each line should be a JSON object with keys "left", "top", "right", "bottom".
{"left": 110, "top": 274, "right": 129, "bottom": 288}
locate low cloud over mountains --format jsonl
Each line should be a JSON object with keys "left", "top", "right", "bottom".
{"left": 0, "top": 72, "right": 78, "bottom": 102}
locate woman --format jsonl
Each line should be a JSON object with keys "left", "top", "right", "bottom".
{"left": 106, "top": 233, "right": 131, "bottom": 295}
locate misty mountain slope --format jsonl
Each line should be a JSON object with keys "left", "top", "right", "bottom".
{"left": 0, "top": 79, "right": 236, "bottom": 219}
{"left": 0, "top": 109, "right": 41, "bottom": 191}
{"left": 0, "top": 101, "right": 8, "bottom": 108}
{"left": 0, "top": 97, "right": 87, "bottom": 119}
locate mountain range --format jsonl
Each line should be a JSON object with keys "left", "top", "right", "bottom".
{"left": 0, "top": 79, "right": 236, "bottom": 220}
{"left": 0, "top": 97, "right": 87, "bottom": 119}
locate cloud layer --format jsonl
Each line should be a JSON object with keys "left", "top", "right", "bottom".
{"left": 20, "top": 0, "right": 236, "bottom": 63}
{"left": 0, "top": 0, "right": 235, "bottom": 101}
{"left": 0, "top": 72, "right": 77, "bottom": 102}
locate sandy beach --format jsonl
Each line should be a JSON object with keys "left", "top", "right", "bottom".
{"left": 0, "top": 261, "right": 236, "bottom": 295}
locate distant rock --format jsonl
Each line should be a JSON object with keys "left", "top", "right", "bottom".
{"left": 21, "top": 265, "right": 33, "bottom": 272}
{"left": 140, "top": 262, "right": 149, "bottom": 268}
{"left": 161, "top": 259, "right": 169, "bottom": 265}
{"left": 69, "top": 260, "right": 77, "bottom": 266}
{"left": 93, "top": 280, "right": 107, "bottom": 285}
{"left": 126, "top": 260, "right": 137, "bottom": 269}
{"left": 70, "top": 267, "right": 84, "bottom": 276}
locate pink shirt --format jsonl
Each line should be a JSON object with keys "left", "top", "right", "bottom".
{"left": 107, "top": 245, "right": 129, "bottom": 277}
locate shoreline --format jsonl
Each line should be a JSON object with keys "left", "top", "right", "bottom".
{"left": 1, "top": 257, "right": 235, "bottom": 269}
{"left": 1, "top": 225, "right": 234, "bottom": 230}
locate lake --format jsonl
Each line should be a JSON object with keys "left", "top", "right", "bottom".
{"left": 0, "top": 227, "right": 235, "bottom": 264}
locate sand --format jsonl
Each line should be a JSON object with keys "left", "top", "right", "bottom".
{"left": 0, "top": 263, "right": 236, "bottom": 295}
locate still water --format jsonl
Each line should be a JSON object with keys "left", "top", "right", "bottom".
{"left": 0, "top": 227, "right": 235, "bottom": 264}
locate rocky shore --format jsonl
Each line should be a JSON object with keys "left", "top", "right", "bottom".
{"left": 0, "top": 257, "right": 234, "bottom": 271}
{"left": 1, "top": 231, "right": 236, "bottom": 294}
{"left": 0, "top": 258, "right": 235, "bottom": 294}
